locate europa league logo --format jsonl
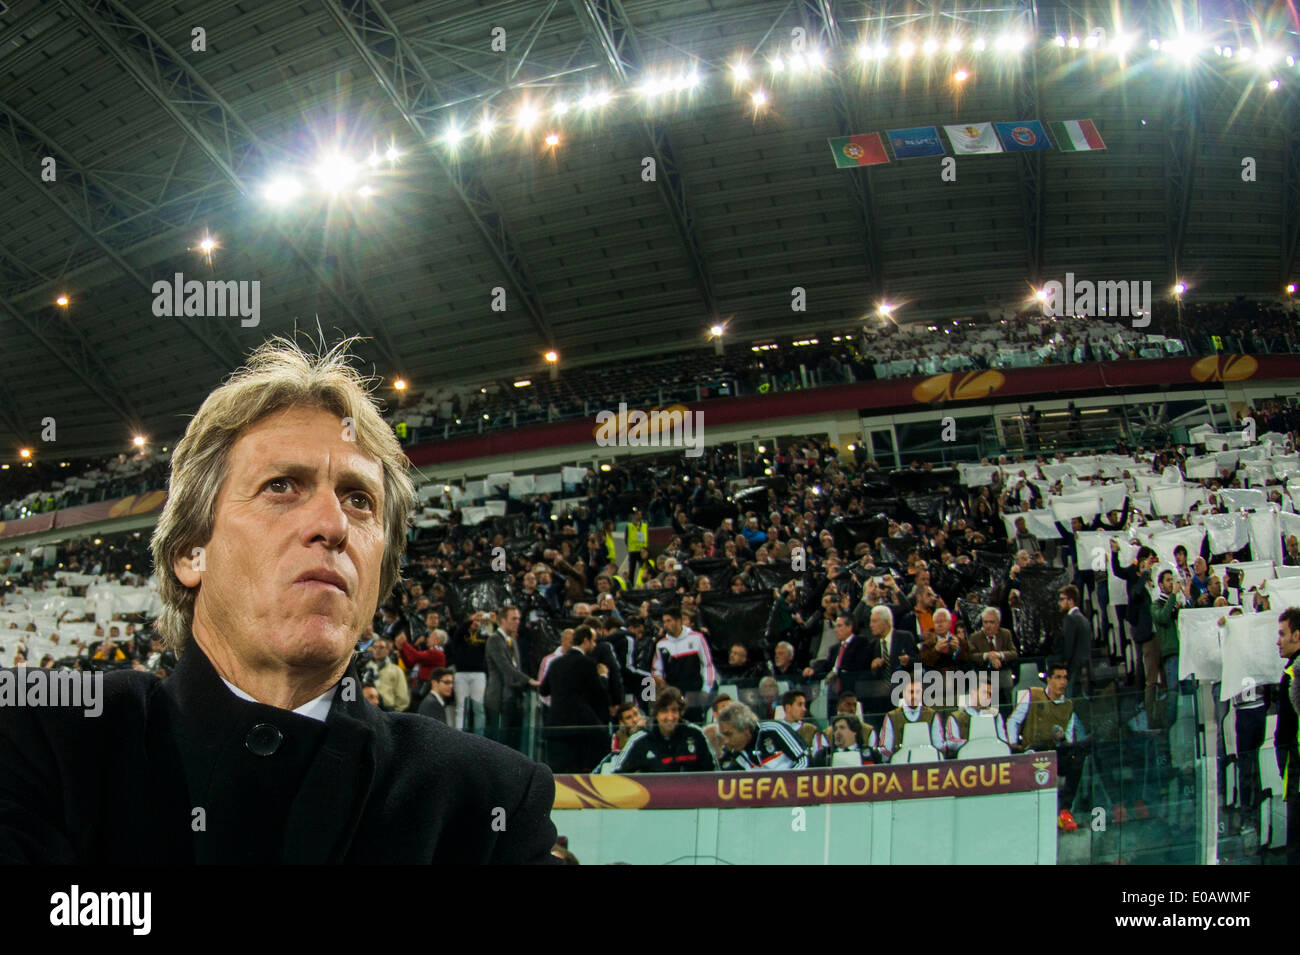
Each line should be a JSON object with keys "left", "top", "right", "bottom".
{"left": 911, "top": 370, "right": 1006, "bottom": 405}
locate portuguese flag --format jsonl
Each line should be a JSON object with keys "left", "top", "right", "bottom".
{"left": 828, "top": 132, "right": 890, "bottom": 168}
{"left": 1050, "top": 119, "right": 1106, "bottom": 152}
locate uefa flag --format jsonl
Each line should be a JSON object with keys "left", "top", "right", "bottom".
{"left": 994, "top": 120, "right": 1053, "bottom": 152}
{"left": 943, "top": 122, "right": 1004, "bottom": 155}
{"left": 828, "top": 132, "right": 890, "bottom": 168}
{"left": 886, "top": 126, "right": 946, "bottom": 159}
{"left": 1050, "top": 119, "right": 1106, "bottom": 152}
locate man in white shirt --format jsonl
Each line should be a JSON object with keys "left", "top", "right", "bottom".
{"left": 652, "top": 608, "right": 716, "bottom": 721}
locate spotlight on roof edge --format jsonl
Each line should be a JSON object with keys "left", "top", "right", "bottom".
{"left": 56, "top": 294, "right": 69, "bottom": 306}
{"left": 709, "top": 324, "right": 724, "bottom": 337}
{"left": 731, "top": 60, "right": 751, "bottom": 80}
{"left": 1173, "top": 282, "right": 1186, "bottom": 295}
{"left": 544, "top": 351, "right": 558, "bottom": 363}
{"left": 751, "top": 89, "right": 768, "bottom": 106}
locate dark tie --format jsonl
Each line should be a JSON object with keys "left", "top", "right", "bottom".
{"left": 834, "top": 641, "right": 848, "bottom": 693}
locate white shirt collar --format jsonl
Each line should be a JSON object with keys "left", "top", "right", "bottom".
{"left": 220, "top": 677, "right": 336, "bottom": 723}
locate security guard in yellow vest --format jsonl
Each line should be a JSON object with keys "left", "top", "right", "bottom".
{"left": 1008, "top": 662, "right": 1087, "bottom": 831}
{"left": 1274, "top": 608, "right": 1300, "bottom": 862}
{"left": 625, "top": 509, "right": 649, "bottom": 583}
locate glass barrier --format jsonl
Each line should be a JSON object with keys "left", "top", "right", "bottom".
{"left": 424, "top": 667, "right": 1211, "bottom": 864}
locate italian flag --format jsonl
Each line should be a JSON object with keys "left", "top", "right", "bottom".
{"left": 1050, "top": 119, "right": 1106, "bottom": 152}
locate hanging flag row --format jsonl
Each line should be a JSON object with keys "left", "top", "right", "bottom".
{"left": 828, "top": 119, "right": 1105, "bottom": 168}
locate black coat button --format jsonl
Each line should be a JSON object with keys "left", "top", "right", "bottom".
{"left": 245, "top": 723, "right": 283, "bottom": 756}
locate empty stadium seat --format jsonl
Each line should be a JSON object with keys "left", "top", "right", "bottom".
{"left": 957, "top": 737, "right": 1011, "bottom": 759}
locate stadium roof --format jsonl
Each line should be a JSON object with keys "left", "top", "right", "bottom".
{"left": 0, "top": 0, "right": 1297, "bottom": 459}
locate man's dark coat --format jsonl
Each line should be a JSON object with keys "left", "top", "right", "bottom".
{"left": 0, "top": 638, "right": 558, "bottom": 863}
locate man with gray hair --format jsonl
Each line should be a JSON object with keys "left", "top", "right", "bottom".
{"left": 715, "top": 701, "right": 809, "bottom": 770}
{"left": 970, "top": 606, "right": 1019, "bottom": 706}
{"left": 0, "top": 337, "right": 558, "bottom": 863}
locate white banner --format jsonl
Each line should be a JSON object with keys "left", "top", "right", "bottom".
{"left": 508, "top": 475, "right": 535, "bottom": 499}
{"left": 1263, "top": 576, "right": 1300, "bottom": 609}
{"left": 561, "top": 466, "right": 589, "bottom": 488}
{"left": 1211, "top": 560, "right": 1275, "bottom": 592}
{"left": 1145, "top": 526, "right": 1205, "bottom": 571}
{"left": 1220, "top": 488, "right": 1267, "bottom": 511}
{"left": 1097, "top": 483, "right": 1129, "bottom": 514}
{"left": 1002, "top": 509, "right": 1061, "bottom": 541}
{"left": 1200, "top": 513, "right": 1249, "bottom": 556}
{"left": 1050, "top": 491, "right": 1100, "bottom": 524}
{"left": 1221, "top": 612, "right": 1284, "bottom": 701}
{"left": 1177, "top": 607, "right": 1225, "bottom": 682}
{"left": 1248, "top": 508, "right": 1282, "bottom": 566}
{"left": 533, "top": 473, "right": 564, "bottom": 495}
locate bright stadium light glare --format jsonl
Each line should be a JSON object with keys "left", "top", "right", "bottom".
{"left": 19, "top": 448, "right": 31, "bottom": 459}
{"left": 544, "top": 132, "right": 559, "bottom": 146}
{"left": 1148, "top": 38, "right": 1160, "bottom": 50}
{"left": 922, "top": 37, "right": 939, "bottom": 55}
{"left": 789, "top": 51, "right": 807, "bottom": 71}
{"left": 808, "top": 48, "right": 825, "bottom": 69}
{"left": 1287, "top": 55, "right": 1295, "bottom": 67}
{"left": 953, "top": 68, "right": 970, "bottom": 81}
{"left": 579, "top": 91, "right": 599, "bottom": 110}
{"left": 516, "top": 103, "right": 540, "bottom": 129}
{"left": 709, "top": 324, "right": 724, "bottom": 337}
{"left": 897, "top": 40, "right": 915, "bottom": 58}
{"left": 972, "top": 36, "right": 986, "bottom": 51}
{"left": 313, "top": 153, "right": 359, "bottom": 193}
{"left": 1257, "top": 47, "right": 1278, "bottom": 67}
{"left": 596, "top": 88, "right": 614, "bottom": 106}
{"left": 1054, "top": 35, "right": 1066, "bottom": 47}
{"left": 1268, "top": 78, "right": 1281, "bottom": 90}
{"left": 732, "top": 59, "right": 751, "bottom": 80}
{"left": 1067, "top": 35, "right": 1080, "bottom": 48}
{"left": 877, "top": 302, "right": 895, "bottom": 317}
{"left": 357, "top": 184, "right": 375, "bottom": 198}
{"left": 544, "top": 351, "right": 558, "bottom": 363}
{"left": 552, "top": 98, "right": 569, "bottom": 116}
{"left": 1084, "top": 33, "right": 1100, "bottom": 49}
{"left": 442, "top": 122, "right": 466, "bottom": 148}
{"left": 1287, "top": 283, "right": 1297, "bottom": 294}
{"left": 1110, "top": 33, "right": 1134, "bottom": 54}
{"left": 477, "top": 115, "right": 495, "bottom": 138}
{"left": 1168, "top": 34, "right": 1202, "bottom": 62}
{"left": 1173, "top": 282, "right": 1186, "bottom": 296}
{"left": 56, "top": 294, "right": 69, "bottom": 307}
{"left": 366, "top": 152, "right": 382, "bottom": 168}
{"left": 385, "top": 145, "right": 400, "bottom": 162}
{"left": 947, "top": 36, "right": 963, "bottom": 53}
{"left": 751, "top": 89, "right": 768, "bottom": 106}
{"left": 770, "top": 55, "right": 785, "bottom": 72}
{"left": 261, "top": 175, "right": 303, "bottom": 204}
{"left": 1238, "top": 46, "right": 1254, "bottom": 61}
{"left": 132, "top": 435, "right": 145, "bottom": 448}
{"left": 855, "top": 44, "right": 871, "bottom": 61}
{"left": 393, "top": 379, "right": 407, "bottom": 391}
{"left": 1222, "top": 46, "right": 1233, "bottom": 58}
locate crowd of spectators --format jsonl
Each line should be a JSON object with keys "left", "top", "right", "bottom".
{"left": 386, "top": 298, "right": 1298, "bottom": 442}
